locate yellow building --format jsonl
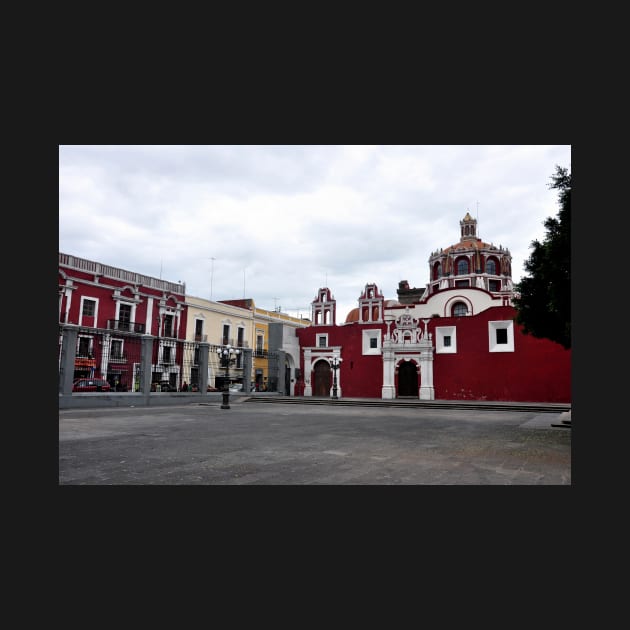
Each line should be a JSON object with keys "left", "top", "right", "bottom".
{"left": 215, "top": 299, "right": 310, "bottom": 391}
{"left": 184, "top": 296, "right": 310, "bottom": 391}
{"left": 185, "top": 296, "right": 254, "bottom": 388}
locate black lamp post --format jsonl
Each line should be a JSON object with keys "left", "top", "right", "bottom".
{"left": 217, "top": 344, "right": 240, "bottom": 409}
{"left": 331, "top": 356, "right": 343, "bottom": 399}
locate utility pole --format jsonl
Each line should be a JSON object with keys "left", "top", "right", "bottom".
{"left": 208, "top": 257, "right": 215, "bottom": 300}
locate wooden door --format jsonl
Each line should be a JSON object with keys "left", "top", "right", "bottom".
{"left": 313, "top": 360, "right": 331, "bottom": 397}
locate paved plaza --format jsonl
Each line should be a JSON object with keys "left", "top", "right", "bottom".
{"left": 58, "top": 398, "right": 571, "bottom": 485}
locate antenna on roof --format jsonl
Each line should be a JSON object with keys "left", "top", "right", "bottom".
{"left": 208, "top": 257, "right": 216, "bottom": 299}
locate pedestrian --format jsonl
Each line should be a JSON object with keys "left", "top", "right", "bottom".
{"left": 181, "top": 381, "right": 188, "bottom": 392}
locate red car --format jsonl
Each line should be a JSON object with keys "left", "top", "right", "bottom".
{"left": 72, "top": 378, "right": 112, "bottom": 392}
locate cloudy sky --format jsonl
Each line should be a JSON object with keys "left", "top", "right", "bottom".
{"left": 59, "top": 145, "right": 571, "bottom": 322}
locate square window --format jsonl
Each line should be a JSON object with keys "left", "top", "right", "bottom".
{"left": 488, "top": 321, "right": 514, "bottom": 352}
{"left": 436, "top": 326, "right": 457, "bottom": 353}
{"left": 362, "top": 329, "right": 381, "bottom": 355}
{"left": 82, "top": 299, "right": 96, "bottom": 316}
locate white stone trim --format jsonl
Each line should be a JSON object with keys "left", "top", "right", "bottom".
{"left": 435, "top": 326, "right": 457, "bottom": 354}
{"left": 362, "top": 329, "right": 381, "bottom": 355}
{"left": 488, "top": 320, "right": 515, "bottom": 352}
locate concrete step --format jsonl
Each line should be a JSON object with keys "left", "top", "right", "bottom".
{"left": 243, "top": 395, "right": 570, "bottom": 414}
{"left": 551, "top": 419, "right": 572, "bottom": 428}
{"left": 550, "top": 410, "right": 572, "bottom": 428}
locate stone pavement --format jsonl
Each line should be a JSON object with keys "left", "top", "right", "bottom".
{"left": 58, "top": 397, "right": 571, "bottom": 485}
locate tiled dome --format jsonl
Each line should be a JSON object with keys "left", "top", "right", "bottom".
{"left": 345, "top": 307, "right": 360, "bottom": 323}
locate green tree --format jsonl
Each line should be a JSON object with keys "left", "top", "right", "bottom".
{"left": 513, "top": 165, "right": 571, "bottom": 349}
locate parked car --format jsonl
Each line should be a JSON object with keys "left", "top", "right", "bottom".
{"left": 72, "top": 378, "right": 111, "bottom": 392}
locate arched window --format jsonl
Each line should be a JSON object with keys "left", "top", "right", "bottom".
{"left": 433, "top": 262, "right": 441, "bottom": 280}
{"left": 486, "top": 259, "right": 496, "bottom": 275}
{"left": 457, "top": 259, "right": 469, "bottom": 275}
{"left": 452, "top": 302, "right": 468, "bottom": 317}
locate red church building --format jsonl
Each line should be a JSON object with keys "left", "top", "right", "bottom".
{"left": 295, "top": 213, "right": 570, "bottom": 403}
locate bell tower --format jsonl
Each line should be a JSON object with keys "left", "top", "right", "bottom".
{"left": 460, "top": 212, "right": 477, "bottom": 239}
{"left": 358, "top": 283, "right": 384, "bottom": 323}
{"left": 311, "top": 287, "right": 336, "bottom": 326}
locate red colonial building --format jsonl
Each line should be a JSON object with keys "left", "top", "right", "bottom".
{"left": 58, "top": 253, "right": 188, "bottom": 390}
{"left": 295, "top": 214, "right": 570, "bottom": 403}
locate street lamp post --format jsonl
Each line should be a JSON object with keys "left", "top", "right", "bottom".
{"left": 331, "top": 356, "right": 343, "bottom": 399}
{"left": 217, "top": 344, "right": 240, "bottom": 409}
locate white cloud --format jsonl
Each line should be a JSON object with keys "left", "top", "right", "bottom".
{"left": 59, "top": 145, "right": 571, "bottom": 321}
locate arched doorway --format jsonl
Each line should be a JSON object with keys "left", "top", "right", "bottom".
{"left": 397, "top": 360, "right": 418, "bottom": 397}
{"left": 313, "top": 360, "right": 331, "bottom": 397}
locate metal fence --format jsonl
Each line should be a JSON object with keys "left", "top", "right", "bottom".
{"left": 59, "top": 324, "right": 251, "bottom": 398}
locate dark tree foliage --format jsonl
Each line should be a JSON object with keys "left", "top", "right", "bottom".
{"left": 513, "top": 165, "right": 571, "bottom": 349}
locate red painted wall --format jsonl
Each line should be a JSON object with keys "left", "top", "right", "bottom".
{"left": 297, "top": 323, "right": 387, "bottom": 398}
{"left": 59, "top": 268, "right": 187, "bottom": 337}
{"left": 297, "top": 306, "right": 571, "bottom": 403}
{"left": 427, "top": 307, "right": 570, "bottom": 402}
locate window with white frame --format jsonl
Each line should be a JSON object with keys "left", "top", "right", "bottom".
{"left": 362, "top": 329, "right": 381, "bottom": 355}
{"left": 436, "top": 326, "right": 457, "bottom": 353}
{"left": 488, "top": 320, "right": 515, "bottom": 352}
{"left": 82, "top": 299, "right": 96, "bottom": 317}
{"left": 118, "top": 303, "right": 132, "bottom": 330}
{"left": 110, "top": 339, "right": 124, "bottom": 360}
{"left": 452, "top": 301, "right": 468, "bottom": 316}
{"left": 317, "top": 334, "right": 328, "bottom": 348}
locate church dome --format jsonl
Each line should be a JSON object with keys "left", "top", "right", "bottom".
{"left": 345, "top": 307, "right": 360, "bottom": 323}
{"left": 426, "top": 212, "right": 513, "bottom": 297}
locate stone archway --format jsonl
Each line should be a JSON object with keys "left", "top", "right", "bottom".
{"left": 313, "top": 360, "right": 331, "bottom": 397}
{"left": 397, "top": 360, "right": 418, "bottom": 397}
